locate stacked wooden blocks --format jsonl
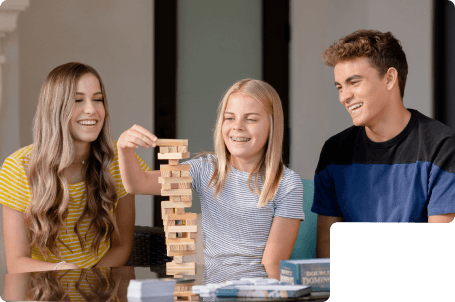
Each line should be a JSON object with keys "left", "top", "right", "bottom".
{"left": 156, "top": 139, "right": 198, "bottom": 301}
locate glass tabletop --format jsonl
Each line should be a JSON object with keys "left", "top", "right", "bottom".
{"left": 0, "top": 265, "right": 329, "bottom": 301}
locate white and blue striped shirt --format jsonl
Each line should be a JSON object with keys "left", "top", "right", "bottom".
{"left": 183, "top": 154, "right": 304, "bottom": 283}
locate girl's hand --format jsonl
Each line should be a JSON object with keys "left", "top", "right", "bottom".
{"left": 56, "top": 262, "right": 79, "bottom": 270}
{"left": 118, "top": 124, "right": 157, "bottom": 150}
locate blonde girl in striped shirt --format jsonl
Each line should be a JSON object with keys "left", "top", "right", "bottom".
{"left": 117, "top": 79, "right": 304, "bottom": 281}
{"left": 0, "top": 63, "right": 147, "bottom": 273}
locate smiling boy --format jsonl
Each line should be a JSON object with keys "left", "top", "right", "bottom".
{"left": 312, "top": 30, "right": 455, "bottom": 258}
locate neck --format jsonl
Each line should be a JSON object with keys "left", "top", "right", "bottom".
{"left": 364, "top": 102, "right": 411, "bottom": 142}
{"left": 73, "top": 141, "right": 91, "bottom": 163}
{"left": 230, "top": 153, "right": 264, "bottom": 173}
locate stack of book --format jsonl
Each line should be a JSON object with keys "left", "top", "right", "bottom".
{"left": 127, "top": 278, "right": 177, "bottom": 300}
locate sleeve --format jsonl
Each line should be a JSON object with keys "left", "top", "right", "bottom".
{"left": 0, "top": 156, "right": 31, "bottom": 213}
{"left": 427, "top": 135, "right": 455, "bottom": 216}
{"left": 311, "top": 141, "right": 343, "bottom": 217}
{"left": 111, "top": 141, "right": 151, "bottom": 200}
{"left": 273, "top": 169, "right": 305, "bottom": 221}
{"left": 182, "top": 154, "right": 216, "bottom": 195}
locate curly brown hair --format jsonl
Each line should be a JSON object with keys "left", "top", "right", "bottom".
{"left": 323, "top": 29, "right": 408, "bottom": 98}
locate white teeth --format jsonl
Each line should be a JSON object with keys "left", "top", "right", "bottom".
{"left": 231, "top": 137, "right": 250, "bottom": 142}
{"left": 349, "top": 103, "right": 363, "bottom": 110}
{"left": 78, "top": 120, "right": 97, "bottom": 125}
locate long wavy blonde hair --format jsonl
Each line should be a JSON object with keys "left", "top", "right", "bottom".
{"left": 209, "top": 79, "right": 284, "bottom": 207}
{"left": 26, "top": 62, "right": 118, "bottom": 259}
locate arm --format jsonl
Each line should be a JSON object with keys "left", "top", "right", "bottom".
{"left": 316, "top": 215, "right": 344, "bottom": 258}
{"left": 117, "top": 124, "right": 161, "bottom": 195}
{"left": 95, "top": 194, "right": 135, "bottom": 267}
{"left": 3, "top": 205, "right": 78, "bottom": 273}
{"left": 262, "top": 217, "right": 300, "bottom": 280}
{"left": 428, "top": 213, "right": 455, "bottom": 223}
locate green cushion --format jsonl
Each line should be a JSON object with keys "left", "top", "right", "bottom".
{"left": 289, "top": 179, "right": 316, "bottom": 259}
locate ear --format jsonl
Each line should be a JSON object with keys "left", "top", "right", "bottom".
{"left": 385, "top": 67, "right": 398, "bottom": 92}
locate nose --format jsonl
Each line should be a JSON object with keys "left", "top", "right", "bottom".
{"left": 339, "top": 88, "right": 353, "bottom": 106}
{"left": 83, "top": 100, "right": 96, "bottom": 114}
{"left": 233, "top": 118, "right": 245, "bottom": 130}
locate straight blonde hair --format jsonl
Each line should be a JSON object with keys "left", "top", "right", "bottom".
{"left": 209, "top": 79, "right": 284, "bottom": 207}
{"left": 26, "top": 62, "right": 118, "bottom": 259}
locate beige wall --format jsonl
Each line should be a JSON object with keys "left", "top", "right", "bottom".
{"left": 0, "top": 0, "right": 153, "bottom": 275}
{"left": 290, "top": 0, "right": 433, "bottom": 179}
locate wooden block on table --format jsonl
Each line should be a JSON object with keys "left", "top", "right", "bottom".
{"left": 158, "top": 152, "right": 190, "bottom": 160}
{"left": 181, "top": 170, "right": 190, "bottom": 177}
{"left": 156, "top": 139, "right": 188, "bottom": 146}
{"left": 160, "top": 164, "right": 191, "bottom": 172}
{"left": 159, "top": 177, "right": 193, "bottom": 184}
{"left": 161, "top": 183, "right": 171, "bottom": 190}
{"left": 161, "top": 189, "right": 192, "bottom": 196}
{"left": 161, "top": 201, "right": 192, "bottom": 208}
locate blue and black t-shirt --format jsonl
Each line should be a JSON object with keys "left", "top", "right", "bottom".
{"left": 312, "top": 109, "right": 455, "bottom": 222}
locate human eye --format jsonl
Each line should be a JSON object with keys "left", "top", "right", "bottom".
{"left": 94, "top": 98, "right": 104, "bottom": 102}
{"left": 75, "top": 99, "right": 83, "bottom": 103}
{"left": 247, "top": 118, "right": 257, "bottom": 122}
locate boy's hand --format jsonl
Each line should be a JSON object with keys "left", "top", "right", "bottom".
{"left": 118, "top": 124, "right": 158, "bottom": 149}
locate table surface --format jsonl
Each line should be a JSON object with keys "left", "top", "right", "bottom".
{"left": 0, "top": 265, "right": 330, "bottom": 302}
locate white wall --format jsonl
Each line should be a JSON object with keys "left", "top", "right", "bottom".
{"left": 290, "top": 0, "right": 433, "bottom": 180}
{"left": 0, "top": 0, "right": 154, "bottom": 275}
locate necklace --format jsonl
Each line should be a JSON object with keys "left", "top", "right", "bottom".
{"left": 72, "top": 159, "right": 86, "bottom": 165}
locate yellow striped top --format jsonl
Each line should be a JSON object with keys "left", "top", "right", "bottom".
{"left": 0, "top": 141, "right": 150, "bottom": 268}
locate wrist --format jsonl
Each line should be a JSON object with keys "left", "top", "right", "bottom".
{"left": 53, "top": 261, "right": 66, "bottom": 270}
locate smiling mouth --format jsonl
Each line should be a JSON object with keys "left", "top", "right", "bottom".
{"left": 231, "top": 137, "right": 251, "bottom": 142}
{"left": 348, "top": 103, "right": 363, "bottom": 111}
{"left": 78, "top": 120, "right": 97, "bottom": 125}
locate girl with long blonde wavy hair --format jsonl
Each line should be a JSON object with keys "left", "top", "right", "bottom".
{"left": 0, "top": 62, "right": 147, "bottom": 273}
{"left": 117, "top": 79, "right": 304, "bottom": 282}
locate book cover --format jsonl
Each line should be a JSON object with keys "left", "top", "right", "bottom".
{"left": 280, "top": 259, "right": 330, "bottom": 291}
{"left": 215, "top": 284, "right": 312, "bottom": 298}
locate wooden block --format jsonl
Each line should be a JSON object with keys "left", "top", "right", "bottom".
{"left": 156, "top": 139, "right": 188, "bottom": 146}
{"left": 158, "top": 177, "right": 193, "bottom": 184}
{"left": 167, "top": 262, "right": 196, "bottom": 269}
{"left": 160, "top": 146, "right": 169, "bottom": 154}
{"left": 174, "top": 292, "right": 199, "bottom": 297}
{"left": 185, "top": 219, "right": 195, "bottom": 226}
{"left": 181, "top": 195, "right": 192, "bottom": 202}
{"left": 166, "top": 232, "right": 177, "bottom": 238}
{"left": 167, "top": 225, "right": 197, "bottom": 233}
{"left": 161, "top": 201, "right": 192, "bottom": 208}
{"left": 184, "top": 232, "right": 197, "bottom": 239}
{"left": 158, "top": 152, "right": 190, "bottom": 160}
{"left": 178, "top": 183, "right": 191, "bottom": 189}
{"left": 173, "top": 274, "right": 184, "bottom": 279}
{"left": 170, "top": 146, "right": 178, "bottom": 153}
{"left": 160, "top": 164, "right": 191, "bottom": 172}
{"left": 168, "top": 243, "right": 195, "bottom": 251}
{"left": 161, "top": 170, "right": 171, "bottom": 177}
{"left": 181, "top": 170, "right": 190, "bottom": 177}
{"left": 166, "top": 238, "right": 195, "bottom": 244}
{"left": 161, "top": 189, "right": 192, "bottom": 196}
{"left": 167, "top": 249, "right": 197, "bottom": 257}
{"left": 175, "top": 208, "right": 185, "bottom": 214}
{"left": 177, "top": 146, "right": 188, "bottom": 153}
{"left": 163, "top": 220, "right": 175, "bottom": 226}
{"left": 171, "top": 171, "right": 181, "bottom": 178}
{"left": 162, "top": 213, "right": 197, "bottom": 221}
{"left": 161, "top": 183, "right": 171, "bottom": 190}
{"left": 170, "top": 196, "right": 181, "bottom": 202}
{"left": 168, "top": 159, "right": 179, "bottom": 165}
{"left": 172, "top": 256, "right": 183, "bottom": 263}
{"left": 162, "top": 208, "right": 174, "bottom": 215}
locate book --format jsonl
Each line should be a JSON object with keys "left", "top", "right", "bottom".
{"left": 215, "top": 284, "right": 312, "bottom": 298}
{"left": 127, "top": 278, "right": 177, "bottom": 298}
{"left": 280, "top": 259, "right": 330, "bottom": 291}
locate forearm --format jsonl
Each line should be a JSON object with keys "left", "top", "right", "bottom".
{"left": 95, "top": 245, "right": 132, "bottom": 268}
{"left": 7, "top": 256, "right": 73, "bottom": 274}
{"left": 263, "top": 262, "right": 281, "bottom": 280}
{"left": 118, "top": 147, "right": 147, "bottom": 194}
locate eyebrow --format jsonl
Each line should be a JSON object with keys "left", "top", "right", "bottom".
{"left": 224, "top": 112, "right": 261, "bottom": 116}
{"left": 75, "top": 92, "right": 103, "bottom": 95}
{"left": 334, "top": 75, "right": 363, "bottom": 86}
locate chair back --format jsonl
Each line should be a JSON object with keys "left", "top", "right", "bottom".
{"left": 289, "top": 179, "right": 317, "bottom": 259}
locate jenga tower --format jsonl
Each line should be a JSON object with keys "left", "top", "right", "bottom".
{"left": 156, "top": 139, "right": 198, "bottom": 301}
